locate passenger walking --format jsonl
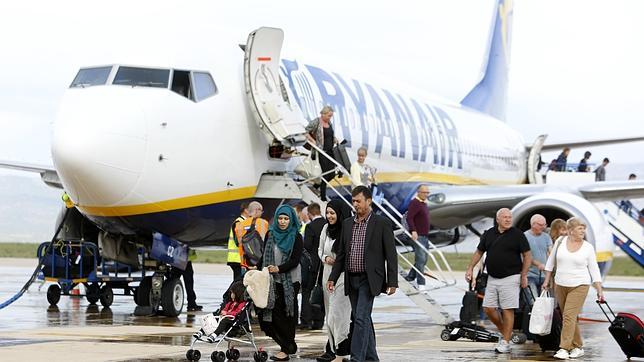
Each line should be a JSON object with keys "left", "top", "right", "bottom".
{"left": 235, "top": 201, "right": 269, "bottom": 271}
{"left": 555, "top": 147, "right": 570, "bottom": 171}
{"left": 227, "top": 202, "right": 249, "bottom": 282}
{"left": 549, "top": 218, "right": 568, "bottom": 241}
{"left": 465, "top": 208, "right": 532, "bottom": 354}
{"left": 305, "top": 106, "right": 339, "bottom": 201}
{"left": 542, "top": 217, "right": 604, "bottom": 360}
{"left": 350, "top": 147, "right": 376, "bottom": 187}
{"left": 594, "top": 157, "right": 610, "bottom": 181}
{"left": 301, "top": 203, "right": 326, "bottom": 330}
{"left": 316, "top": 200, "right": 353, "bottom": 362}
{"left": 327, "top": 186, "right": 398, "bottom": 362}
{"left": 258, "top": 205, "right": 303, "bottom": 361}
{"left": 577, "top": 151, "right": 591, "bottom": 172}
{"left": 183, "top": 250, "right": 202, "bottom": 311}
{"left": 403, "top": 184, "right": 432, "bottom": 290}
{"left": 524, "top": 214, "right": 553, "bottom": 297}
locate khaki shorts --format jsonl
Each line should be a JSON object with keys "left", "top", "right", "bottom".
{"left": 482, "top": 274, "right": 520, "bottom": 310}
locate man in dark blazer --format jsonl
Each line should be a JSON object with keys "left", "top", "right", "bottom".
{"left": 300, "top": 202, "right": 326, "bottom": 329}
{"left": 327, "top": 186, "right": 398, "bottom": 362}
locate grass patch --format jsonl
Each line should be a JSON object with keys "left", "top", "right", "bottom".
{"left": 400, "top": 252, "right": 644, "bottom": 277}
{"left": 0, "top": 242, "right": 39, "bottom": 258}
{"left": 1, "top": 244, "right": 641, "bottom": 277}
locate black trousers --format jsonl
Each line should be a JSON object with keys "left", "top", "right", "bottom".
{"left": 319, "top": 151, "right": 335, "bottom": 201}
{"left": 260, "top": 282, "right": 300, "bottom": 354}
{"left": 214, "top": 318, "right": 235, "bottom": 336}
{"left": 228, "top": 262, "right": 242, "bottom": 282}
{"left": 183, "top": 261, "right": 197, "bottom": 307}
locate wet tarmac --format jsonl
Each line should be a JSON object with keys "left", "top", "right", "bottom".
{"left": 0, "top": 258, "right": 642, "bottom": 361}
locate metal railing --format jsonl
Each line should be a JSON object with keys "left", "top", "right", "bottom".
{"left": 298, "top": 141, "right": 457, "bottom": 289}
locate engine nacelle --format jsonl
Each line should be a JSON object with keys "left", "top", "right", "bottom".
{"left": 511, "top": 192, "right": 614, "bottom": 264}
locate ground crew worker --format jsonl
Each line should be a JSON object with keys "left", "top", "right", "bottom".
{"left": 184, "top": 249, "right": 202, "bottom": 311}
{"left": 234, "top": 201, "right": 269, "bottom": 270}
{"left": 228, "top": 202, "right": 249, "bottom": 282}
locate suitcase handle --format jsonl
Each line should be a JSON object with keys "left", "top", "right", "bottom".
{"left": 596, "top": 299, "right": 615, "bottom": 323}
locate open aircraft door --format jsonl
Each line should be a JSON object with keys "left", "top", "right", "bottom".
{"left": 527, "top": 135, "right": 547, "bottom": 184}
{"left": 244, "top": 27, "right": 307, "bottom": 148}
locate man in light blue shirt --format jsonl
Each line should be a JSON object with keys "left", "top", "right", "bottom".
{"left": 524, "top": 214, "right": 553, "bottom": 298}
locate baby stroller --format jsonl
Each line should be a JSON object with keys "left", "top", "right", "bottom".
{"left": 186, "top": 287, "right": 268, "bottom": 362}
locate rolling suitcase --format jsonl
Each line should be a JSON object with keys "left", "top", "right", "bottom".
{"left": 597, "top": 300, "right": 644, "bottom": 359}
{"left": 332, "top": 143, "right": 351, "bottom": 171}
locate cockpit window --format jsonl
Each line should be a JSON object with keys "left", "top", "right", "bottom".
{"left": 112, "top": 66, "right": 169, "bottom": 88}
{"left": 70, "top": 66, "right": 112, "bottom": 88}
{"left": 193, "top": 72, "right": 217, "bottom": 101}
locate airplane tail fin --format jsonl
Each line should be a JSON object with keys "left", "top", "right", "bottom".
{"left": 460, "top": 0, "right": 513, "bottom": 121}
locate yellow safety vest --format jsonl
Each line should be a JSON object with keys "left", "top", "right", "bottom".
{"left": 227, "top": 216, "right": 245, "bottom": 263}
{"left": 188, "top": 249, "right": 197, "bottom": 262}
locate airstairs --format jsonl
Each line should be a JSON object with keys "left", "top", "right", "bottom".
{"left": 597, "top": 201, "right": 644, "bottom": 268}
{"left": 244, "top": 26, "right": 454, "bottom": 324}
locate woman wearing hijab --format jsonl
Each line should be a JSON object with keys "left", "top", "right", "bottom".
{"left": 315, "top": 200, "right": 352, "bottom": 362}
{"left": 258, "top": 204, "right": 303, "bottom": 361}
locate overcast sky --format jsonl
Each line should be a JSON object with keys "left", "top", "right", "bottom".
{"left": 1, "top": 0, "right": 643, "bottom": 175}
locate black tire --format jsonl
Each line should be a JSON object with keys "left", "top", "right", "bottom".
{"left": 160, "top": 278, "right": 184, "bottom": 317}
{"left": 440, "top": 329, "right": 451, "bottom": 341}
{"left": 99, "top": 285, "right": 114, "bottom": 307}
{"left": 259, "top": 351, "right": 268, "bottom": 362}
{"left": 229, "top": 348, "right": 240, "bottom": 360}
{"left": 253, "top": 352, "right": 261, "bottom": 362}
{"left": 135, "top": 276, "right": 152, "bottom": 306}
{"left": 47, "top": 284, "right": 61, "bottom": 306}
{"left": 186, "top": 349, "right": 201, "bottom": 361}
{"left": 212, "top": 351, "right": 225, "bottom": 362}
{"left": 86, "top": 283, "right": 100, "bottom": 304}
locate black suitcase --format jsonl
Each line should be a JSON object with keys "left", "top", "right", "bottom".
{"left": 514, "top": 288, "right": 537, "bottom": 342}
{"left": 535, "top": 305, "right": 563, "bottom": 352}
{"left": 597, "top": 300, "right": 644, "bottom": 359}
{"left": 459, "top": 286, "right": 479, "bottom": 324}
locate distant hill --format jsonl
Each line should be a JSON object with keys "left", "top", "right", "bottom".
{"left": 0, "top": 173, "right": 61, "bottom": 243}
{"left": 0, "top": 162, "right": 641, "bottom": 243}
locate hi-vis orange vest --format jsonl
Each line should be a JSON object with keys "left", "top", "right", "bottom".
{"left": 234, "top": 217, "right": 269, "bottom": 268}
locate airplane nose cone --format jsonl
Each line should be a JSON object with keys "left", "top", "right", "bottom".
{"left": 52, "top": 88, "right": 148, "bottom": 209}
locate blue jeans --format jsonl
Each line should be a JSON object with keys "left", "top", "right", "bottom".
{"left": 405, "top": 236, "right": 429, "bottom": 285}
{"left": 348, "top": 273, "right": 379, "bottom": 362}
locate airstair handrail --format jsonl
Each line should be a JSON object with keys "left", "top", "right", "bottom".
{"left": 303, "top": 141, "right": 457, "bottom": 287}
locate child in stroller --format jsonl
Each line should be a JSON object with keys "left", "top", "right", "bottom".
{"left": 193, "top": 281, "right": 247, "bottom": 343}
{"left": 186, "top": 281, "right": 269, "bottom": 362}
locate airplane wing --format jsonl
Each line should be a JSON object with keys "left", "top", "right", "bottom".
{"left": 538, "top": 136, "right": 644, "bottom": 152}
{"left": 427, "top": 181, "right": 644, "bottom": 229}
{"left": 0, "top": 160, "right": 62, "bottom": 189}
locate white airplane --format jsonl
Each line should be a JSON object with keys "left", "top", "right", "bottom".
{"left": 3, "top": 0, "right": 644, "bottom": 313}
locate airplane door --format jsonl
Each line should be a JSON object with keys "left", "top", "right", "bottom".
{"left": 527, "top": 135, "right": 547, "bottom": 184}
{"left": 244, "top": 27, "right": 307, "bottom": 147}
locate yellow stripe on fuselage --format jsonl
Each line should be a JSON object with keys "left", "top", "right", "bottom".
{"left": 76, "top": 172, "right": 517, "bottom": 217}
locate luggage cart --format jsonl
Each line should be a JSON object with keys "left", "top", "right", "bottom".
{"left": 37, "top": 239, "right": 147, "bottom": 307}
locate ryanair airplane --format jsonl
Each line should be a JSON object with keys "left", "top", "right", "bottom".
{"left": 3, "top": 0, "right": 643, "bottom": 313}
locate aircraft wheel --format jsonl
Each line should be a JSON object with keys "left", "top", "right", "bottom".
{"left": 440, "top": 329, "right": 452, "bottom": 341}
{"left": 86, "top": 283, "right": 100, "bottom": 304}
{"left": 99, "top": 285, "right": 114, "bottom": 307}
{"left": 134, "top": 276, "right": 152, "bottom": 306}
{"left": 161, "top": 277, "right": 184, "bottom": 317}
{"left": 47, "top": 284, "right": 61, "bottom": 306}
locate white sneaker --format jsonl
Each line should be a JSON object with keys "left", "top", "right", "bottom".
{"left": 418, "top": 284, "right": 428, "bottom": 291}
{"left": 554, "top": 349, "right": 570, "bottom": 360}
{"left": 569, "top": 348, "right": 584, "bottom": 358}
{"left": 494, "top": 340, "right": 511, "bottom": 353}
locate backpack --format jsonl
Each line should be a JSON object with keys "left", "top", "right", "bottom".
{"left": 242, "top": 218, "right": 264, "bottom": 267}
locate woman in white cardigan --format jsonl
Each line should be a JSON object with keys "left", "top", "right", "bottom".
{"left": 542, "top": 217, "right": 604, "bottom": 360}
{"left": 315, "top": 200, "right": 352, "bottom": 362}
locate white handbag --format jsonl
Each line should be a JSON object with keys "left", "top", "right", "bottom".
{"left": 529, "top": 290, "right": 556, "bottom": 335}
{"left": 294, "top": 152, "right": 322, "bottom": 182}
